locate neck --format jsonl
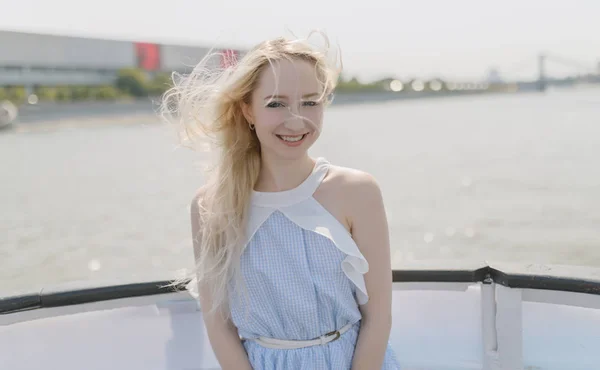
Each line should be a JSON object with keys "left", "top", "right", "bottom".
{"left": 255, "top": 153, "right": 316, "bottom": 192}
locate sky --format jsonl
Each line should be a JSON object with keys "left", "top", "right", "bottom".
{"left": 0, "top": 0, "right": 599, "bottom": 81}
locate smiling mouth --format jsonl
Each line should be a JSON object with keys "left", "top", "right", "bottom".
{"left": 275, "top": 133, "right": 309, "bottom": 143}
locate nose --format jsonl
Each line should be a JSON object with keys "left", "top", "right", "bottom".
{"left": 283, "top": 109, "right": 306, "bottom": 131}
{"left": 284, "top": 117, "right": 304, "bottom": 131}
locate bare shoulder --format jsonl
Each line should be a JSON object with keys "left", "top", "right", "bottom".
{"left": 318, "top": 164, "right": 386, "bottom": 237}
{"left": 323, "top": 164, "right": 383, "bottom": 201}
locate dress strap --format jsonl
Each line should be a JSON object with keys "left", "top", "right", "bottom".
{"left": 251, "top": 157, "right": 329, "bottom": 208}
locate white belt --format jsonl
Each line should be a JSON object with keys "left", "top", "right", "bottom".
{"left": 246, "top": 322, "right": 354, "bottom": 350}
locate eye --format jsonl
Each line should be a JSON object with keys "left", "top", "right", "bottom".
{"left": 302, "top": 101, "right": 319, "bottom": 107}
{"left": 266, "top": 101, "right": 284, "bottom": 108}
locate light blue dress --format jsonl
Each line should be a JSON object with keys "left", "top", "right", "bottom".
{"left": 227, "top": 157, "right": 401, "bottom": 369}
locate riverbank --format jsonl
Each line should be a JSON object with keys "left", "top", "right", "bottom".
{"left": 5, "top": 88, "right": 529, "bottom": 131}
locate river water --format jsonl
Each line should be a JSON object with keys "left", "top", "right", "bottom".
{"left": 1, "top": 87, "right": 600, "bottom": 295}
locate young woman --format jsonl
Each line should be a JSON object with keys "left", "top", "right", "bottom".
{"left": 162, "top": 34, "right": 401, "bottom": 370}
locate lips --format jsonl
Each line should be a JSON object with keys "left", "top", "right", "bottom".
{"left": 276, "top": 133, "right": 307, "bottom": 142}
{"left": 275, "top": 133, "right": 309, "bottom": 146}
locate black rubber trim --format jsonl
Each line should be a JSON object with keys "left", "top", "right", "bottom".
{"left": 2, "top": 264, "right": 600, "bottom": 315}
{"left": 489, "top": 268, "right": 600, "bottom": 295}
{"left": 39, "top": 281, "right": 181, "bottom": 307}
{"left": 392, "top": 267, "right": 488, "bottom": 283}
{"left": 0, "top": 294, "right": 40, "bottom": 315}
{"left": 0, "top": 280, "right": 183, "bottom": 315}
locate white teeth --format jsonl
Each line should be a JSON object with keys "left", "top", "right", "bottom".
{"left": 279, "top": 134, "right": 305, "bottom": 142}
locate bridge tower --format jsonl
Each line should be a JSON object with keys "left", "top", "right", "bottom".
{"left": 538, "top": 53, "right": 547, "bottom": 92}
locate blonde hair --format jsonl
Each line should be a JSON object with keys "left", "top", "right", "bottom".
{"left": 160, "top": 31, "right": 341, "bottom": 315}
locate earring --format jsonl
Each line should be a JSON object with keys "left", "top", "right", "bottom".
{"left": 249, "top": 123, "right": 255, "bottom": 130}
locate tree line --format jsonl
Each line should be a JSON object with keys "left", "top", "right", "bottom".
{"left": 0, "top": 68, "right": 385, "bottom": 105}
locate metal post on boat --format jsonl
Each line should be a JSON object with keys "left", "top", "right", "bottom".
{"left": 481, "top": 272, "right": 524, "bottom": 370}
{"left": 481, "top": 274, "right": 500, "bottom": 370}
{"left": 494, "top": 284, "right": 524, "bottom": 370}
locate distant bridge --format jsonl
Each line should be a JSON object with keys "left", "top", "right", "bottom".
{"left": 535, "top": 53, "right": 600, "bottom": 91}
{"left": 381, "top": 52, "right": 600, "bottom": 95}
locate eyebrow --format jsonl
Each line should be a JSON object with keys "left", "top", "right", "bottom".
{"left": 264, "top": 93, "right": 320, "bottom": 100}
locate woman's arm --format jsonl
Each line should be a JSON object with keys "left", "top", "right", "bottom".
{"left": 346, "top": 174, "right": 393, "bottom": 370}
{"left": 190, "top": 192, "right": 253, "bottom": 370}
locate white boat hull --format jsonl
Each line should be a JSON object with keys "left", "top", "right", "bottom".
{"left": 0, "top": 100, "right": 17, "bottom": 128}
{"left": 1, "top": 262, "right": 599, "bottom": 370}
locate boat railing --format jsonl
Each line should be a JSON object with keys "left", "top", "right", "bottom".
{"left": 1, "top": 261, "right": 600, "bottom": 370}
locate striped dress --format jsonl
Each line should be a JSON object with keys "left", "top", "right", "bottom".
{"left": 227, "top": 157, "right": 401, "bottom": 369}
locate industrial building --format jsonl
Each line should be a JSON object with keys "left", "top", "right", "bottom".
{"left": 0, "top": 30, "right": 243, "bottom": 88}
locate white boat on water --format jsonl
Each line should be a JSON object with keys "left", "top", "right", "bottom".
{"left": 0, "top": 100, "right": 18, "bottom": 128}
{"left": 1, "top": 261, "right": 599, "bottom": 370}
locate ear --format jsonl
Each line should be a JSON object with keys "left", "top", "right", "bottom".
{"left": 241, "top": 101, "right": 254, "bottom": 124}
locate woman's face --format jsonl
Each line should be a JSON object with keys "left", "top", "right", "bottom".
{"left": 244, "top": 58, "right": 325, "bottom": 161}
